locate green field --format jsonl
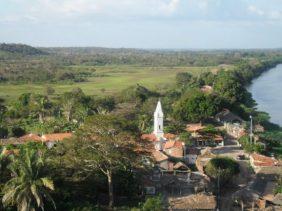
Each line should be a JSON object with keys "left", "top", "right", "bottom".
{"left": 0, "top": 65, "right": 219, "bottom": 101}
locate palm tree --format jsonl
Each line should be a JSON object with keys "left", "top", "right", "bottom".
{"left": 29, "top": 95, "right": 51, "bottom": 123}
{"left": 2, "top": 148, "right": 56, "bottom": 211}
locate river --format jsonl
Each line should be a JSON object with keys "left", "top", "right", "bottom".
{"left": 248, "top": 64, "right": 282, "bottom": 126}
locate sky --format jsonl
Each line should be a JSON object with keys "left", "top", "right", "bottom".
{"left": 1, "top": 0, "right": 282, "bottom": 49}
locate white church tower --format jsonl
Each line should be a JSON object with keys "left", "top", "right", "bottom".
{"left": 153, "top": 100, "right": 164, "bottom": 139}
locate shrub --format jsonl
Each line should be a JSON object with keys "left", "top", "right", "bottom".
{"left": 205, "top": 157, "right": 240, "bottom": 185}
{"left": 11, "top": 126, "right": 25, "bottom": 137}
{"left": 141, "top": 196, "right": 163, "bottom": 211}
{"left": 0, "top": 126, "right": 8, "bottom": 138}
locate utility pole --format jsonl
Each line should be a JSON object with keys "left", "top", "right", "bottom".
{"left": 216, "top": 169, "right": 221, "bottom": 211}
{"left": 249, "top": 115, "right": 254, "bottom": 144}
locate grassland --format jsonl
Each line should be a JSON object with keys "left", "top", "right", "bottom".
{"left": 0, "top": 65, "right": 224, "bottom": 101}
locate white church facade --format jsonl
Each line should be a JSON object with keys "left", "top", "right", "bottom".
{"left": 153, "top": 100, "right": 164, "bottom": 140}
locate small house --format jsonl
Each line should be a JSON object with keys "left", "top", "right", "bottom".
{"left": 184, "top": 147, "right": 201, "bottom": 164}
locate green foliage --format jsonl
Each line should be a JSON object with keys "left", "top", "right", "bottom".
{"left": 275, "top": 177, "right": 282, "bottom": 194}
{"left": 0, "top": 43, "right": 47, "bottom": 55}
{"left": 132, "top": 196, "right": 163, "bottom": 211}
{"left": 2, "top": 147, "right": 55, "bottom": 211}
{"left": 179, "top": 132, "right": 193, "bottom": 146}
{"left": 199, "top": 72, "right": 216, "bottom": 86}
{"left": 238, "top": 135, "right": 265, "bottom": 154}
{"left": 141, "top": 196, "right": 163, "bottom": 211}
{"left": 214, "top": 71, "right": 247, "bottom": 104}
{"left": 176, "top": 72, "right": 193, "bottom": 87}
{"left": 205, "top": 157, "right": 240, "bottom": 185}
{"left": 119, "top": 84, "right": 159, "bottom": 104}
{"left": 0, "top": 126, "right": 8, "bottom": 138}
{"left": 164, "top": 121, "right": 186, "bottom": 134}
{"left": 173, "top": 89, "right": 222, "bottom": 122}
{"left": 44, "top": 86, "right": 55, "bottom": 95}
{"left": 202, "top": 124, "right": 218, "bottom": 134}
{"left": 11, "top": 126, "right": 25, "bottom": 137}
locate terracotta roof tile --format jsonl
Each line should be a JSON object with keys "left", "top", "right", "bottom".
{"left": 164, "top": 133, "right": 176, "bottom": 140}
{"left": 42, "top": 133, "right": 72, "bottom": 142}
{"left": 152, "top": 151, "right": 168, "bottom": 162}
{"left": 214, "top": 135, "right": 224, "bottom": 142}
{"left": 141, "top": 134, "right": 158, "bottom": 142}
{"left": 19, "top": 133, "right": 42, "bottom": 142}
{"left": 186, "top": 123, "right": 206, "bottom": 132}
{"left": 251, "top": 153, "right": 278, "bottom": 167}
{"left": 173, "top": 162, "right": 189, "bottom": 170}
{"left": 164, "top": 140, "right": 183, "bottom": 149}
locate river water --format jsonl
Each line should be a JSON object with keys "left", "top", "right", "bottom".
{"left": 248, "top": 64, "right": 282, "bottom": 126}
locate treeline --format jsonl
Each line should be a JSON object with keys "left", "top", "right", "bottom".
{"left": 0, "top": 43, "right": 47, "bottom": 56}
{"left": 2, "top": 43, "right": 282, "bottom": 83}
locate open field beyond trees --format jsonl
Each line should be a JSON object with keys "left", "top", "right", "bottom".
{"left": 0, "top": 65, "right": 224, "bottom": 101}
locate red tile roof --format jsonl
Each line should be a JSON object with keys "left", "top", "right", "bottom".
{"left": 173, "top": 162, "right": 189, "bottom": 170}
{"left": 141, "top": 133, "right": 177, "bottom": 142}
{"left": 19, "top": 133, "right": 42, "bottom": 142}
{"left": 163, "top": 140, "right": 183, "bottom": 149}
{"left": 251, "top": 153, "right": 278, "bottom": 167}
{"left": 41, "top": 133, "right": 72, "bottom": 142}
{"left": 214, "top": 135, "right": 224, "bottom": 142}
{"left": 164, "top": 133, "right": 176, "bottom": 140}
{"left": 141, "top": 134, "right": 158, "bottom": 142}
{"left": 152, "top": 151, "right": 168, "bottom": 162}
{"left": 186, "top": 123, "right": 206, "bottom": 132}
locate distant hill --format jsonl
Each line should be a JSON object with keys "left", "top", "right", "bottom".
{"left": 0, "top": 43, "right": 48, "bottom": 56}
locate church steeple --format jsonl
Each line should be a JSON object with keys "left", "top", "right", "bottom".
{"left": 153, "top": 100, "right": 164, "bottom": 139}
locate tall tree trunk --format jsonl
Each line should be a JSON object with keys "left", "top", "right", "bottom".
{"left": 107, "top": 170, "right": 114, "bottom": 208}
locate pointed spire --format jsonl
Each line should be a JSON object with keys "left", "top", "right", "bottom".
{"left": 154, "top": 99, "right": 164, "bottom": 139}
{"left": 154, "top": 99, "right": 163, "bottom": 118}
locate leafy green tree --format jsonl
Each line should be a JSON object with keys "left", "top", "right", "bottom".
{"left": 2, "top": 148, "right": 55, "bottom": 211}
{"left": 164, "top": 121, "right": 186, "bottom": 134}
{"left": 173, "top": 89, "right": 222, "bottom": 122}
{"left": 214, "top": 71, "right": 247, "bottom": 104}
{"left": 176, "top": 72, "right": 193, "bottom": 87}
{"left": 179, "top": 132, "right": 193, "bottom": 146}
{"left": 205, "top": 157, "right": 240, "bottom": 185}
{"left": 29, "top": 94, "right": 51, "bottom": 123}
{"left": 60, "top": 92, "right": 75, "bottom": 122}
{"left": 199, "top": 72, "right": 215, "bottom": 86}
{"left": 65, "top": 115, "right": 141, "bottom": 208}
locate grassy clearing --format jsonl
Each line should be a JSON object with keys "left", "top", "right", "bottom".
{"left": 0, "top": 65, "right": 220, "bottom": 101}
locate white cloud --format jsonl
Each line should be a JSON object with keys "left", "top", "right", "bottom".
{"left": 248, "top": 5, "right": 282, "bottom": 20}
{"left": 248, "top": 5, "right": 264, "bottom": 16}
{"left": 27, "top": 0, "right": 181, "bottom": 18}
